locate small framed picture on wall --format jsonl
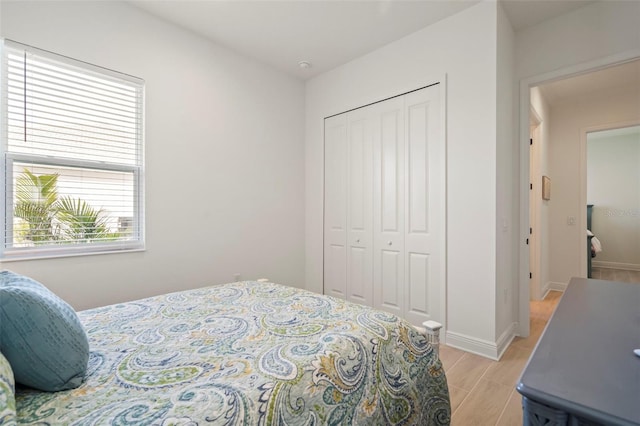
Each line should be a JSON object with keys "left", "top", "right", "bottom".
{"left": 542, "top": 176, "right": 551, "bottom": 200}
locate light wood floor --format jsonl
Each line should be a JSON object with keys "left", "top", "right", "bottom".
{"left": 441, "top": 290, "right": 563, "bottom": 426}
{"left": 591, "top": 266, "right": 640, "bottom": 283}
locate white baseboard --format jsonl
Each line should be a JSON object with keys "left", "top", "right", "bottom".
{"left": 496, "top": 322, "right": 517, "bottom": 359}
{"left": 446, "top": 331, "right": 503, "bottom": 361}
{"left": 548, "top": 281, "right": 567, "bottom": 292}
{"left": 540, "top": 281, "right": 551, "bottom": 298}
{"left": 592, "top": 261, "right": 640, "bottom": 271}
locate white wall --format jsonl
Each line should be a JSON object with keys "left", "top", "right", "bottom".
{"left": 306, "top": 2, "right": 501, "bottom": 355}
{"left": 1, "top": 1, "right": 306, "bottom": 310}
{"left": 495, "top": 2, "right": 517, "bottom": 350}
{"left": 548, "top": 87, "right": 640, "bottom": 285}
{"left": 587, "top": 130, "right": 640, "bottom": 268}
{"left": 516, "top": 1, "right": 640, "bottom": 81}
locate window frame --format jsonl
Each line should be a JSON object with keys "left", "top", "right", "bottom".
{"left": 0, "top": 39, "right": 145, "bottom": 261}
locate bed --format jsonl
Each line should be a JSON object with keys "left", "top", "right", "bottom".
{"left": 3, "top": 279, "right": 450, "bottom": 425}
{"left": 587, "top": 204, "right": 603, "bottom": 278}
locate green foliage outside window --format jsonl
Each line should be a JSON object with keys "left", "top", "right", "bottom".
{"left": 14, "top": 169, "right": 122, "bottom": 245}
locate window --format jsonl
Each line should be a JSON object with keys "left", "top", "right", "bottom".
{"left": 1, "top": 40, "right": 144, "bottom": 260}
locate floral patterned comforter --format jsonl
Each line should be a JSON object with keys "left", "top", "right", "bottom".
{"left": 15, "top": 281, "right": 450, "bottom": 425}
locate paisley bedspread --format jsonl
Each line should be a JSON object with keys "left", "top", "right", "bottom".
{"left": 15, "top": 281, "right": 450, "bottom": 425}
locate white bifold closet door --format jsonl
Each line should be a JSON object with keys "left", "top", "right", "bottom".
{"left": 323, "top": 113, "right": 348, "bottom": 299}
{"left": 323, "top": 107, "right": 374, "bottom": 306}
{"left": 324, "top": 84, "right": 443, "bottom": 327}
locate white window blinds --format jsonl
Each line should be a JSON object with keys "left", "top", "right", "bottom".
{"left": 1, "top": 40, "right": 145, "bottom": 259}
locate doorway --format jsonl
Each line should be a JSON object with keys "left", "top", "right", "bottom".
{"left": 586, "top": 124, "right": 640, "bottom": 282}
{"left": 519, "top": 57, "right": 640, "bottom": 337}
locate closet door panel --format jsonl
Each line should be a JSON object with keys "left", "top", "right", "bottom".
{"left": 348, "top": 247, "right": 368, "bottom": 304}
{"left": 408, "top": 252, "right": 429, "bottom": 315}
{"left": 382, "top": 114, "right": 400, "bottom": 232}
{"left": 380, "top": 249, "right": 402, "bottom": 311}
{"left": 373, "top": 97, "right": 405, "bottom": 317}
{"left": 346, "top": 109, "right": 373, "bottom": 306}
{"left": 326, "top": 245, "right": 347, "bottom": 298}
{"left": 404, "top": 85, "right": 442, "bottom": 325}
{"left": 323, "top": 114, "right": 348, "bottom": 299}
{"left": 348, "top": 116, "right": 367, "bottom": 239}
{"left": 407, "top": 102, "right": 429, "bottom": 234}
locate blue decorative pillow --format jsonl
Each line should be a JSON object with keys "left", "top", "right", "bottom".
{"left": 0, "top": 352, "right": 16, "bottom": 424}
{"left": 0, "top": 271, "right": 89, "bottom": 391}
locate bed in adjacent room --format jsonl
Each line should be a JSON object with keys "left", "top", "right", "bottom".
{"left": 1, "top": 275, "right": 450, "bottom": 425}
{"left": 587, "top": 204, "right": 603, "bottom": 278}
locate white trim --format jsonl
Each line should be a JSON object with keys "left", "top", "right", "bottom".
{"left": 496, "top": 322, "right": 517, "bottom": 359}
{"left": 7, "top": 153, "right": 139, "bottom": 173}
{"left": 548, "top": 281, "right": 568, "bottom": 292}
{"left": 0, "top": 40, "right": 8, "bottom": 263}
{"left": 592, "top": 261, "right": 640, "bottom": 271}
{"left": 518, "top": 78, "right": 532, "bottom": 338}
{"left": 440, "top": 74, "right": 449, "bottom": 340}
{"left": 528, "top": 107, "right": 542, "bottom": 301}
{"left": 540, "top": 280, "right": 551, "bottom": 297}
{"left": 445, "top": 331, "right": 501, "bottom": 361}
{"left": 539, "top": 284, "right": 565, "bottom": 301}
{"left": 518, "top": 49, "right": 640, "bottom": 339}
{"left": 1, "top": 246, "right": 145, "bottom": 262}
{"left": 540, "top": 288, "right": 551, "bottom": 300}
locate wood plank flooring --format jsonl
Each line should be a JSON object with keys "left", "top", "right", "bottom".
{"left": 441, "top": 290, "right": 563, "bottom": 425}
{"left": 441, "top": 271, "right": 635, "bottom": 424}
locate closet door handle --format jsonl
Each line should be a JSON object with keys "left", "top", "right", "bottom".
{"left": 356, "top": 239, "right": 360, "bottom": 243}
{"left": 387, "top": 241, "right": 393, "bottom": 246}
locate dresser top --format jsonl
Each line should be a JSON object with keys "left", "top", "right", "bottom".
{"left": 517, "top": 277, "right": 640, "bottom": 425}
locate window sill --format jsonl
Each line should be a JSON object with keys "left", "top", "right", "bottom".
{"left": 1, "top": 246, "right": 146, "bottom": 262}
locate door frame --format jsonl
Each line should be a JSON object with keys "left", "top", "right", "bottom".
{"left": 529, "top": 108, "right": 542, "bottom": 301}
{"left": 517, "top": 50, "right": 640, "bottom": 337}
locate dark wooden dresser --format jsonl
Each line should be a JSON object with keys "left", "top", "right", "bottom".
{"left": 517, "top": 277, "right": 640, "bottom": 425}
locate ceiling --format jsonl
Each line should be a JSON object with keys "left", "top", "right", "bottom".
{"left": 538, "top": 59, "right": 640, "bottom": 106}
{"left": 130, "top": 0, "right": 597, "bottom": 80}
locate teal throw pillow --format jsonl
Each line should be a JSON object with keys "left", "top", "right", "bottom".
{"left": 0, "top": 270, "right": 89, "bottom": 392}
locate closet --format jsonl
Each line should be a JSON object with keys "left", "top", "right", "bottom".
{"left": 323, "top": 84, "right": 445, "bottom": 327}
